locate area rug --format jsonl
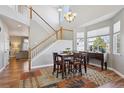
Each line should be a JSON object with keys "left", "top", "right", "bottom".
{"left": 19, "top": 65, "right": 121, "bottom": 88}
{"left": 42, "top": 76, "right": 97, "bottom": 88}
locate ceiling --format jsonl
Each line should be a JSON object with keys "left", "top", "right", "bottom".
{"left": 1, "top": 5, "right": 124, "bottom": 36}
{"left": 60, "top": 5, "right": 124, "bottom": 29}
{"left": 0, "top": 15, "right": 29, "bottom": 36}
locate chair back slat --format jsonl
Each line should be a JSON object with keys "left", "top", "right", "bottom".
{"left": 53, "top": 52, "right": 58, "bottom": 63}
{"left": 53, "top": 52, "right": 63, "bottom": 63}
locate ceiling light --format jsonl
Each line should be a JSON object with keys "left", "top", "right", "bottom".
{"left": 64, "top": 11, "right": 76, "bottom": 23}
{"left": 58, "top": 8, "right": 62, "bottom": 12}
{"left": 17, "top": 25, "right": 21, "bottom": 27}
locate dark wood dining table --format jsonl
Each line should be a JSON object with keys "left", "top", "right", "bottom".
{"left": 57, "top": 52, "right": 87, "bottom": 79}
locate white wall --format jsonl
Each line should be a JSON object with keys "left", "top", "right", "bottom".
{"left": 0, "top": 19, "right": 9, "bottom": 71}
{"left": 63, "top": 30, "right": 73, "bottom": 40}
{"left": 32, "top": 5, "right": 59, "bottom": 30}
{"left": 0, "top": 6, "right": 29, "bottom": 26}
{"left": 111, "top": 9, "right": 124, "bottom": 75}
{"left": 9, "top": 30, "right": 29, "bottom": 37}
{"left": 30, "top": 20, "right": 54, "bottom": 48}
{"left": 31, "top": 40, "right": 72, "bottom": 68}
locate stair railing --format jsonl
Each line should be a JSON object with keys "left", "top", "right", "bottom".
{"left": 27, "top": 6, "right": 73, "bottom": 70}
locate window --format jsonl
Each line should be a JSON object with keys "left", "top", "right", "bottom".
{"left": 76, "top": 32, "right": 84, "bottom": 51}
{"left": 87, "top": 27, "right": 110, "bottom": 53}
{"left": 113, "top": 21, "right": 120, "bottom": 54}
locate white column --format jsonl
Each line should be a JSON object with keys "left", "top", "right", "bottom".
{"left": 73, "top": 28, "right": 77, "bottom": 51}
{"left": 84, "top": 28, "right": 87, "bottom": 51}
{"left": 120, "top": 11, "right": 124, "bottom": 55}
{"left": 109, "top": 22, "right": 113, "bottom": 68}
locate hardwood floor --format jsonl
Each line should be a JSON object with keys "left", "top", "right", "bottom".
{"left": 0, "top": 58, "right": 124, "bottom": 88}
{"left": 99, "top": 78, "right": 124, "bottom": 88}
{"left": 0, "top": 58, "right": 28, "bottom": 88}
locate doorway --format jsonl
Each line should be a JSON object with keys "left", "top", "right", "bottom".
{"left": 9, "top": 36, "right": 29, "bottom": 60}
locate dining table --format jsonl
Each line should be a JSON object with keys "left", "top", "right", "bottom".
{"left": 57, "top": 52, "right": 87, "bottom": 79}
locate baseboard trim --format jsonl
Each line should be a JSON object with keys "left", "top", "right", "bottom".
{"left": 31, "top": 64, "right": 53, "bottom": 69}
{"left": 89, "top": 63, "right": 124, "bottom": 78}
{"left": 31, "top": 63, "right": 124, "bottom": 78}
{"left": 110, "top": 68, "right": 124, "bottom": 78}
{"left": 0, "top": 66, "right": 6, "bottom": 72}
{"left": 89, "top": 63, "right": 102, "bottom": 68}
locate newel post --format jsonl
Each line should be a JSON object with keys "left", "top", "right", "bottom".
{"left": 28, "top": 6, "right": 32, "bottom": 71}
{"left": 60, "top": 27, "right": 63, "bottom": 40}
{"left": 29, "top": 6, "right": 32, "bottom": 19}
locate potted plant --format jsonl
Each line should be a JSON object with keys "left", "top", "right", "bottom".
{"left": 65, "top": 48, "right": 71, "bottom": 54}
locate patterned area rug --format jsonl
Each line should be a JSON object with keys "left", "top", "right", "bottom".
{"left": 42, "top": 76, "right": 97, "bottom": 88}
{"left": 19, "top": 65, "right": 121, "bottom": 88}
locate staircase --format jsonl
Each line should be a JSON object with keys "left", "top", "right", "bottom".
{"left": 27, "top": 6, "right": 73, "bottom": 70}
{"left": 31, "top": 40, "right": 73, "bottom": 68}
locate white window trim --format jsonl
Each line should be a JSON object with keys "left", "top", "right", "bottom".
{"left": 76, "top": 32, "right": 85, "bottom": 51}
{"left": 113, "top": 32, "right": 120, "bottom": 55}
{"left": 87, "top": 34, "right": 110, "bottom": 53}
{"left": 113, "top": 21, "right": 121, "bottom": 55}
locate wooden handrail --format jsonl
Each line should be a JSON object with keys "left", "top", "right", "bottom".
{"left": 30, "top": 27, "right": 73, "bottom": 58}
{"left": 31, "top": 8, "right": 56, "bottom": 32}
{"left": 29, "top": 6, "right": 32, "bottom": 19}
{"left": 26, "top": 5, "right": 56, "bottom": 32}
{"left": 31, "top": 30, "right": 60, "bottom": 51}
{"left": 30, "top": 27, "right": 72, "bottom": 52}
{"left": 63, "top": 28, "right": 73, "bottom": 32}
{"left": 26, "top": 6, "right": 73, "bottom": 54}
{"left": 26, "top": 5, "right": 73, "bottom": 71}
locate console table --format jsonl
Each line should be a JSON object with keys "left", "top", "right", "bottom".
{"left": 87, "top": 52, "right": 104, "bottom": 70}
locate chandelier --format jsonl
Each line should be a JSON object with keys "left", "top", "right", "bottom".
{"left": 64, "top": 10, "right": 76, "bottom": 23}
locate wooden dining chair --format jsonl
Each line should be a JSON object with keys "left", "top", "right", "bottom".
{"left": 68, "top": 52, "right": 83, "bottom": 76}
{"left": 52, "top": 52, "right": 58, "bottom": 75}
{"left": 52, "top": 53, "right": 66, "bottom": 78}
{"left": 63, "top": 56, "right": 73, "bottom": 75}
{"left": 79, "top": 52, "right": 87, "bottom": 73}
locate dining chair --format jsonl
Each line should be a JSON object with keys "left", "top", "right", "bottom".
{"left": 52, "top": 52, "right": 58, "bottom": 75}
{"left": 69, "top": 52, "right": 83, "bottom": 76}
{"left": 52, "top": 52, "right": 66, "bottom": 78}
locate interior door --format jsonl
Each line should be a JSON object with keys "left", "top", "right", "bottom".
{"left": 3, "top": 31, "right": 10, "bottom": 67}
{"left": 0, "top": 27, "right": 4, "bottom": 69}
